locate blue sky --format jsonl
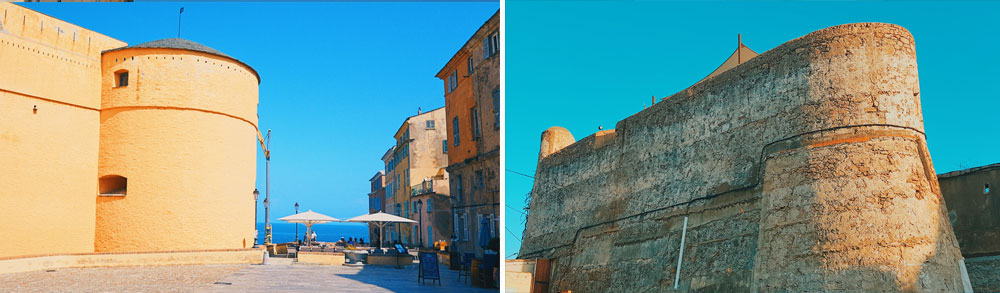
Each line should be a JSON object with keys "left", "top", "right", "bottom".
{"left": 21, "top": 2, "right": 498, "bottom": 221}
{"left": 505, "top": 1, "right": 1000, "bottom": 258}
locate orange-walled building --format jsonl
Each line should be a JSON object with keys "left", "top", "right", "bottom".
{"left": 436, "top": 10, "right": 500, "bottom": 258}
{"left": 0, "top": 3, "right": 259, "bottom": 258}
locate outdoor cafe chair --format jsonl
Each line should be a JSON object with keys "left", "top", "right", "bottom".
{"left": 457, "top": 253, "right": 474, "bottom": 283}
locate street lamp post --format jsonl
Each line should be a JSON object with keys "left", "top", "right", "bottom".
{"left": 295, "top": 202, "right": 299, "bottom": 244}
{"left": 264, "top": 197, "right": 270, "bottom": 245}
{"left": 264, "top": 130, "right": 271, "bottom": 245}
{"left": 395, "top": 204, "right": 401, "bottom": 244}
{"left": 253, "top": 189, "right": 259, "bottom": 246}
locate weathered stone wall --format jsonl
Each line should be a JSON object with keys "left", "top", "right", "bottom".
{"left": 964, "top": 255, "right": 1000, "bottom": 292}
{"left": 939, "top": 163, "right": 1000, "bottom": 291}
{"left": 520, "top": 23, "right": 966, "bottom": 291}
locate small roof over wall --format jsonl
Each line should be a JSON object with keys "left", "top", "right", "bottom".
{"left": 697, "top": 35, "right": 759, "bottom": 84}
{"left": 104, "top": 38, "right": 230, "bottom": 58}
{"left": 102, "top": 38, "right": 260, "bottom": 83}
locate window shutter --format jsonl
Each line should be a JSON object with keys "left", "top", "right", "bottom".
{"left": 482, "top": 37, "right": 489, "bottom": 59}
{"left": 463, "top": 214, "right": 470, "bottom": 241}
{"left": 489, "top": 213, "right": 495, "bottom": 238}
{"left": 476, "top": 214, "right": 483, "bottom": 244}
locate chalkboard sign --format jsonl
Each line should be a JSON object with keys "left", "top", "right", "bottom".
{"left": 418, "top": 252, "right": 440, "bottom": 285}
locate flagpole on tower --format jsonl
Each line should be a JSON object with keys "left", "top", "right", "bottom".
{"left": 178, "top": 7, "right": 184, "bottom": 38}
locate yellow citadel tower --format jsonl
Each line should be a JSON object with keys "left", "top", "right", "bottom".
{"left": 0, "top": 3, "right": 259, "bottom": 259}
{"left": 96, "top": 39, "right": 260, "bottom": 252}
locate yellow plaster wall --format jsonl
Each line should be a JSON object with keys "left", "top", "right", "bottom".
{"left": 0, "top": 3, "right": 125, "bottom": 259}
{"left": 95, "top": 48, "right": 258, "bottom": 252}
{"left": 0, "top": 91, "right": 100, "bottom": 258}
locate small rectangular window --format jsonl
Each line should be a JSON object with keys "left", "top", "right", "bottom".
{"left": 442, "top": 140, "right": 448, "bottom": 153}
{"left": 467, "top": 56, "right": 474, "bottom": 75}
{"left": 426, "top": 120, "right": 435, "bottom": 129}
{"left": 116, "top": 71, "right": 128, "bottom": 87}
{"left": 483, "top": 31, "right": 499, "bottom": 59}
{"left": 449, "top": 70, "right": 458, "bottom": 92}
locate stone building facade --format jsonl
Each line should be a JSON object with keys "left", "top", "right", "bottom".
{"left": 367, "top": 171, "right": 386, "bottom": 244}
{"left": 437, "top": 10, "right": 500, "bottom": 258}
{"left": 0, "top": 3, "right": 259, "bottom": 257}
{"left": 382, "top": 107, "right": 449, "bottom": 247}
{"left": 939, "top": 162, "right": 1000, "bottom": 292}
{"left": 520, "top": 23, "right": 969, "bottom": 291}
{"left": 410, "top": 178, "right": 453, "bottom": 248}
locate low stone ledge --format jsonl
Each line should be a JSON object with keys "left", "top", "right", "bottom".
{"left": 367, "top": 254, "right": 413, "bottom": 267}
{"left": 0, "top": 248, "right": 265, "bottom": 275}
{"left": 297, "top": 252, "right": 346, "bottom": 266}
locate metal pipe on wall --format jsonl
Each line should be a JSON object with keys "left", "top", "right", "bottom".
{"left": 674, "top": 216, "right": 688, "bottom": 290}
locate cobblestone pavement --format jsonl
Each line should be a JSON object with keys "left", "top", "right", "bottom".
{"left": 0, "top": 264, "right": 247, "bottom": 293}
{"left": 0, "top": 258, "right": 497, "bottom": 293}
{"left": 198, "top": 258, "right": 498, "bottom": 292}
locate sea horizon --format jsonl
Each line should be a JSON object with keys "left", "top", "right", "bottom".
{"left": 255, "top": 222, "right": 370, "bottom": 245}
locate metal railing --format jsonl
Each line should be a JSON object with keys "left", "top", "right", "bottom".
{"left": 411, "top": 179, "right": 435, "bottom": 196}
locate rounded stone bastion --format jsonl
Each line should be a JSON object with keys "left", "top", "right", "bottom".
{"left": 521, "top": 23, "right": 967, "bottom": 292}
{"left": 95, "top": 38, "right": 259, "bottom": 252}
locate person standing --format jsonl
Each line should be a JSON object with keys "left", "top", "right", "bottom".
{"left": 311, "top": 231, "right": 317, "bottom": 243}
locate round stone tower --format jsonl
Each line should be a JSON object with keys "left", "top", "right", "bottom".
{"left": 95, "top": 39, "right": 259, "bottom": 252}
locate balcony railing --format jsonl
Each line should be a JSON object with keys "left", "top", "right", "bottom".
{"left": 411, "top": 179, "right": 435, "bottom": 196}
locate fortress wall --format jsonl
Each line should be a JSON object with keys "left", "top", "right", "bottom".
{"left": 95, "top": 48, "right": 258, "bottom": 252}
{"left": 0, "top": 3, "right": 125, "bottom": 258}
{"left": 0, "top": 90, "right": 100, "bottom": 258}
{"left": 521, "top": 23, "right": 965, "bottom": 291}
{"left": 0, "top": 3, "right": 126, "bottom": 109}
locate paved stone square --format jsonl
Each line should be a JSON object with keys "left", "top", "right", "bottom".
{"left": 200, "top": 258, "right": 496, "bottom": 292}
{"left": 0, "top": 264, "right": 246, "bottom": 293}
{"left": 0, "top": 258, "right": 497, "bottom": 293}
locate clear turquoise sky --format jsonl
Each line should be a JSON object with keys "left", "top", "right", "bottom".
{"left": 21, "top": 2, "right": 498, "bottom": 221}
{"left": 505, "top": 1, "right": 1000, "bottom": 258}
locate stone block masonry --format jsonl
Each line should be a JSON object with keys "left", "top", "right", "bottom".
{"left": 520, "top": 23, "right": 968, "bottom": 291}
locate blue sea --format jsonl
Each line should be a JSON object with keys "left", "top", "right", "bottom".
{"left": 256, "top": 222, "right": 369, "bottom": 244}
